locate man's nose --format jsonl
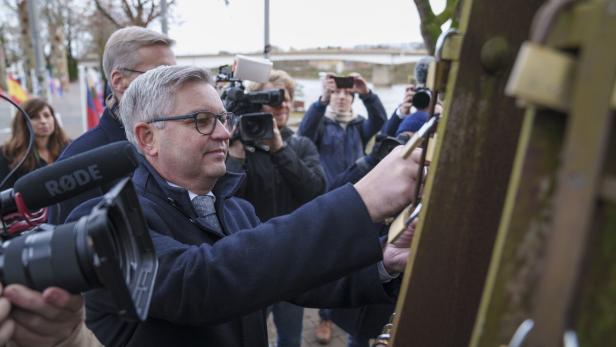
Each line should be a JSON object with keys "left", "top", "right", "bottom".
{"left": 211, "top": 119, "right": 231, "bottom": 139}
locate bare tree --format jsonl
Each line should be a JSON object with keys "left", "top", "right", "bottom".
{"left": 42, "top": 0, "right": 71, "bottom": 89}
{"left": 413, "top": 0, "right": 462, "bottom": 53}
{"left": 93, "top": 0, "right": 176, "bottom": 28}
{"left": 0, "top": 25, "right": 7, "bottom": 91}
{"left": 15, "top": 0, "right": 34, "bottom": 91}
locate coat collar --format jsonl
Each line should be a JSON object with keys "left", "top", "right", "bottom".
{"left": 99, "top": 107, "right": 127, "bottom": 142}
{"left": 135, "top": 154, "right": 245, "bottom": 202}
{"left": 133, "top": 155, "right": 246, "bottom": 238}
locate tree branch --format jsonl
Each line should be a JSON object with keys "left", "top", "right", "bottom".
{"left": 94, "top": 0, "right": 122, "bottom": 28}
{"left": 436, "top": 0, "right": 459, "bottom": 25}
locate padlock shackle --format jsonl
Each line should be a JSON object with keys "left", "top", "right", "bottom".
{"left": 530, "top": 0, "right": 579, "bottom": 44}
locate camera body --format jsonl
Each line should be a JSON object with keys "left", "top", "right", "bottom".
{"left": 217, "top": 56, "right": 283, "bottom": 143}
{"left": 0, "top": 178, "right": 157, "bottom": 321}
{"left": 333, "top": 76, "right": 354, "bottom": 89}
{"left": 371, "top": 134, "right": 410, "bottom": 162}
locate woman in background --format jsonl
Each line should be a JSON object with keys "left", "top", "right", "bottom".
{"left": 0, "top": 98, "right": 70, "bottom": 189}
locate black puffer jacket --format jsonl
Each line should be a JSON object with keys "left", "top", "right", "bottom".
{"left": 226, "top": 126, "right": 326, "bottom": 221}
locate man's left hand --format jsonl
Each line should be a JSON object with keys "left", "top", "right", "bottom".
{"left": 350, "top": 73, "right": 370, "bottom": 95}
{"left": 4, "top": 284, "right": 83, "bottom": 347}
{"left": 263, "top": 118, "right": 284, "bottom": 152}
{"left": 382, "top": 219, "right": 418, "bottom": 274}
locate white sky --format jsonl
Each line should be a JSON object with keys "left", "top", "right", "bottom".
{"left": 167, "top": 0, "right": 446, "bottom": 55}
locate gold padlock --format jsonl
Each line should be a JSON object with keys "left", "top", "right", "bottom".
{"left": 506, "top": 41, "right": 576, "bottom": 112}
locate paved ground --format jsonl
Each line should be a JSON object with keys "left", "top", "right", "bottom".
{"left": 268, "top": 308, "right": 349, "bottom": 347}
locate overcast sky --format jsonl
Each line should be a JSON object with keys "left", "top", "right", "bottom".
{"left": 167, "top": 0, "right": 446, "bottom": 55}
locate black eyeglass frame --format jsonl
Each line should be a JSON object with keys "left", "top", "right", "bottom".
{"left": 146, "top": 111, "right": 236, "bottom": 135}
{"left": 119, "top": 67, "right": 147, "bottom": 75}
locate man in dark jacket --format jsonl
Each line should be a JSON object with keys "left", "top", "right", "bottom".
{"left": 48, "top": 26, "right": 176, "bottom": 224}
{"left": 298, "top": 73, "right": 387, "bottom": 186}
{"left": 227, "top": 70, "right": 325, "bottom": 347}
{"left": 299, "top": 72, "right": 387, "bottom": 343}
{"left": 69, "top": 65, "right": 422, "bottom": 347}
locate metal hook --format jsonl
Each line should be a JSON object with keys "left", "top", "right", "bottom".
{"left": 435, "top": 28, "right": 460, "bottom": 62}
{"left": 508, "top": 319, "right": 535, "bottom": 347}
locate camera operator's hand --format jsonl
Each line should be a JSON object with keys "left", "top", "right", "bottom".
{"left": 320, "top": 74, "right": 336, "bottom": 104}
{"left": 350, "top": 73, "right": 370, "bottom": 96}
{"left": 4, "top": 284, "right": 84, "bottom": 347}
{"left": 383, "top": 218, "right": 418, "bottom": 274}
{"left": 399, "top": 85, "right": 417, "bottom": 117}
{"left": 0, "top": 284, "right": 15, "bottom": 345}
{"left": 354, "top": 146, "right": 422, "bottom": 223}
{"left": 263, "top": 118, "right": 284, "bottom": 153}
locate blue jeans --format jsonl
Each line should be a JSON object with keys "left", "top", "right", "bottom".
{"left": 271, "top": 302, "right": 304, "bottom": 347}
{"left": 319, "top": 308, "right": 332, "bottom": 320}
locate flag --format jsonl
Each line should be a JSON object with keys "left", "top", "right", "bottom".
{"left": 84, "top": 68, "right": 105, "bottom": 129}
{"left": 85, "top": 82, "right": 100, "bottom": 129}
{"left": 7, "top": 75, "right": 29, "bottom": 104}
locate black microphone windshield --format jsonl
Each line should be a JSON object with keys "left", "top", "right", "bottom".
{"left": 13, "top": 141, "right": 138, "bottom": 211}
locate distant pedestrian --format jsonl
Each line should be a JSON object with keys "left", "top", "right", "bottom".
{"left": 0, "top": 98, "right": 70, "bottom": 189}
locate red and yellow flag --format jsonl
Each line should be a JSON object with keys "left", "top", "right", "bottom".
{"left": 7, "top": 76, "right": 29, "bottom": 104}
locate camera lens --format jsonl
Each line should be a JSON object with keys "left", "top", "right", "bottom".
{"left": 412, "top": 89, "right": 431, "bottom": 109}
{"left": 0, "top": 221, "right": 100, "bottom": 293}
{"left": 243, "top": 118, "right": 267, "bottom": 139}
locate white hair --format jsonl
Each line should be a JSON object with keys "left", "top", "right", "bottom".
{"left": 120, "top": 65, "right": 212, "bottom": 152}
{"left": 102, "top": 26, "right": 175, "bottom": 79}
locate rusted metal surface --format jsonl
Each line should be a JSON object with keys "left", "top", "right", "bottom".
{"left": 527, "top": 1, "right": 616, "bottom": 344}
{"left": 575, "top": 123, "right": 616, "bottom": 345}
{"left": 389, "top": 0, "right": 544, "bottom": 345}
{"left": 470, "top": 110, "right": 566, "bottom": 347}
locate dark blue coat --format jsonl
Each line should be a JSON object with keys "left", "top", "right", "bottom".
{"left": 48, "top": 108, "right": 126, "bottom": 224}
{"left": 69, "top": 156, "right": 397, "bottom": 347}
{"left": 298, "top": 92, "right": 387, "bottom": 185}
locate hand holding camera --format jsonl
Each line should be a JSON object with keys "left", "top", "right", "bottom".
{"left": 348, "top": 73, "right": 369, "bottom": 95}
{"left": 4, "top": 284, "right": 84, "bottom": 346}
{"left": 262, "top": 118, "right": 284, "bottom": 152}
{"left": 399, "top": 85, "right": 417, "bottom": 116}
{"left": 320, "top": 74, "right": 337, "bottom": 104}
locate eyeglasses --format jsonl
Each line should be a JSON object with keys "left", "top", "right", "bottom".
{"left": 147, "top": 111, "right": 236, "bottom": 135}
{"left": 120, "top": 67, "right": 147, "bottom": 75}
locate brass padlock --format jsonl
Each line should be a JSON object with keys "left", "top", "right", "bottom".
{"left": 506, "top": 41, "right": 576, "bottom": 111}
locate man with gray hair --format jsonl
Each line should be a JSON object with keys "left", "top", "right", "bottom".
{"left": 49, "top": 26, "right": 176, "bottom": 224}
{"left": 68, "top": 64, "right": 422, "bottom": 347}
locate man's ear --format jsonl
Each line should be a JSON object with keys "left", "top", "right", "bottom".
{"left": 134, "top": 123, "right": 157, "bottom": 156}
{"left": 110, "top": 70, "right": 129, "bottom": 95}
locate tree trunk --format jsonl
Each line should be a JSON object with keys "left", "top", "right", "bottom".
{"left": 48, "top": 18, "right": 70, "bottom": 90}
{"left": 17, "top": 0, "right": 34, "bottom": 92}
{"left": 0, "top": 27, "right": 8, "bottom": 91}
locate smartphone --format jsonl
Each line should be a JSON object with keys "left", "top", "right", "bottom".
{"left": 333, "top": 76, "right": 355, "bottom": 89}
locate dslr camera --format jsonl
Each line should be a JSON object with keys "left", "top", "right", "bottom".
{"left": 0, "top": 141, "right": 158, "bottom": 322}
{"left": 412, "top": 57, "right": 435, "bottom": 110}
{"left": 217, "top": 55, "right": 284, "bottom": 143}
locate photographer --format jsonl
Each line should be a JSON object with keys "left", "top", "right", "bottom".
{"left": 226, "top": 70, "right": 326, "bottom": 347}
{"left": 298, "top": 73, "right": 387, "bottom": 186}
{"left": 0, "top": 284, "right": 102, "bottom": 347}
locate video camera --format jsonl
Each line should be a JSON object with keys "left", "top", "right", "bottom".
{"left": 0, "top": 142, "right": 157, "bottom": 321}
{"left": 217, "top": 55, "right": 284, "bottom": 143}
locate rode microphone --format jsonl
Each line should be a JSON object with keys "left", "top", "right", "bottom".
{"left": 0, "top": 141, "right": 138, "bottom": 216}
